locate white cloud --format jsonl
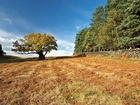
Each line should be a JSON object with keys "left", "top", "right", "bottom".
{"left": 0, "top": 29, "right": 23, "bottom": 57}
{"left": 0, "top": 37, "right": 15, "bottom": 52}
{"left": 75, "top": 25, "right": 80, "bottom": 30}
{"left": 57, "top": 39, "right": 74, "bottom": 47}
{"left": 0, "top": 29, "right": 21, "bottom": 38}
{"left": 0, "top": 12, "right": 13, "bottom": 26}
{"left": 5, "top": 18, "right": 12, "bottom": 24}
{"left": 56, "top": 39, "right": 74, "bottom": 55}
{"left": 0, "top": 12, "right": 5, "bottom": 15}
{"left": 47, "top": 50, "right": 73, "bottom": 56}
{"left": 65, "top": 46, "right": 70, "bottom": 50}
{"left": 0, "top": 37, "right": 5, "bottom": 41}
{"left": 0, "top": 12, "right": 36, "bottom": 33}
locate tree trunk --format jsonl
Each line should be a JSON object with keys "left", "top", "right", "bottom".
{"left": 98, "top": 47, "right": 100, "bottom": 52}
{"left": 38, "top": 51, "right": 45, "bottom": 60}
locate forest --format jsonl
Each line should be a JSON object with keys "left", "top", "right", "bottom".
{"left": 74, "top": 0, "right": 140, "bottom": 53}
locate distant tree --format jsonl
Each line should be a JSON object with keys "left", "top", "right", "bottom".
{"left": 12, "top": 33, "right": 58, "bottom": 60}
{"left": 74, "top": 28, "right": 88, "bottom": 53}
{"left": 0, "top": 44, "right": 6, "bottom": 56}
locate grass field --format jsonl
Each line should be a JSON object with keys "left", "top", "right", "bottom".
{"left": 0, "top": 56, "right": 140, "bottom": 105}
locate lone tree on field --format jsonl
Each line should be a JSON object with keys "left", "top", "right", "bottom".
{"left": 0, "top": 44, "right": 6, "bottom": 56}
{"left": 12, "top": 33, "right": 58, "bottom": 60}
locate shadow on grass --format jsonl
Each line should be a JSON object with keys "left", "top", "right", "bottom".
{"left": 0, "top": 55, "right": 85, "bottom": 63}
{"left": 0, "top": 55, "right": 38, "bottom": 63}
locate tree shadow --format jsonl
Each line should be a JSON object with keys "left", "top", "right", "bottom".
{"left": 0, "top": 56, "right": 38, "bottom": 63}
{"left": 0, "top": 55, "right": 86, "bottom": 63}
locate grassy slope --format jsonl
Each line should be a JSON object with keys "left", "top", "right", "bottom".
{"left": 0, "top": 56, "right": 140, "bottom": 105}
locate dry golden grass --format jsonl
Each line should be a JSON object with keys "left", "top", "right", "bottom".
{"left": 0, "top": 56, "right": 140, "bottom": 105}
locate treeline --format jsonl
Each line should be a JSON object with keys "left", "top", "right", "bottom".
{"left": 74, "top": 0, "right": 140, "bottom": 53}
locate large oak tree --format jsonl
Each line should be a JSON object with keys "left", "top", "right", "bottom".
{"left": 12, "top": 33, "right": 57, "bottom": 60}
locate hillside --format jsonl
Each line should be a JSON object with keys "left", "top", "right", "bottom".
{"left": 0, "top": 56, "right": 140, "bottom": 105}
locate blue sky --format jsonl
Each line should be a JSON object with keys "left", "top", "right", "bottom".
{"left": 0, "top": 0, "right": 107, "bottom": 57}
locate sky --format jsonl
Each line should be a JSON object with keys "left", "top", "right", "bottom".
{"left": 0, "top": 0, "right": 107, "bottom": 57}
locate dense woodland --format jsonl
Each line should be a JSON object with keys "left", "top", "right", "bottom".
{"left": 74, "top": 0, "right": 140, "bottom": 53}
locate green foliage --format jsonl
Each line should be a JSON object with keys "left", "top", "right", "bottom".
{"left": 12, "top": 33, "right": 57, "bottom": 59}
{"left": 117, "top": 0, "right": 140, "bottom": 48}
{"left": 74, "top": 28, "right": 89, "bottom": 53}
{"left": 74, "top": 0, "right": 140, "bottom": 53}
{"left": 91, "top": 5, "right": 104, "bottom": 51}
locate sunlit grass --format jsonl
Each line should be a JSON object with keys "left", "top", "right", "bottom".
{"left": 0, "top": 56, "right": 140, "bottom": 104}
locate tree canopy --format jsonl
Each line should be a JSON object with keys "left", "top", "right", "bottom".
{"left": 12, "top": 33, "right": 58, "bottom": 60}
{"left": 74, "top": 0, "right": 140, "bottom": 53}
